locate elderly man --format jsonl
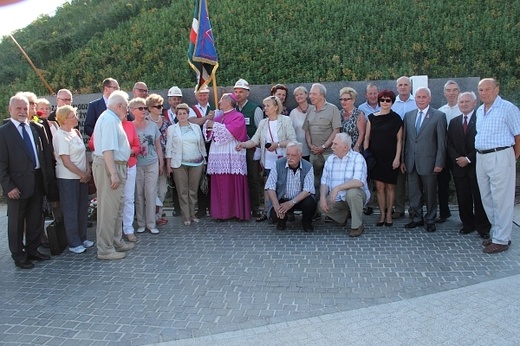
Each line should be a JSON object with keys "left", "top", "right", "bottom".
{"left": 319, "top": 133, "right": 369, "bottom": 237}
{"left": 475, "top": 78, "right": 520, "bottom": 254}
{"left": 163, "top": 86, "right": 197, "bottom": 124}
{"left": 303, "top": 83, "right": 341, "bottom": 205}
{"left": 265, "top": 141, "right": 316, "bottom": 232}
{"left": 91, "top": 90, "right": 134, "bottom": 260}
{"left": 447, "top": 92, "right": 490, "bottom": 239}
{"left": 391, "top": 76, "right": 417, "bottom": 220}
{"left": 48, "top": 88, "right": 73, "bottom": 122}
{"left": 401, "top": 87, "right": 447, "bottom": 233}
{"left": 132, "top": 81, "right": 148, "bottom": 99}
{"left": 0, "top": 94, "right": 56, "bottom": 268}
{"left": 436, "top": 80, "right": 461, "bottom": 223}
{"left": 358, "top": 83, "right": 380, "bottom": 120}
{"left": 84, "top": 77, "right": 119, "bottom": 136}
{"left": 234, "top": 78, "right": 264, "bottom": 218}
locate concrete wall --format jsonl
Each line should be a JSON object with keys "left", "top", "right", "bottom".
{"left": 43, "top": 77, "right": 480, "bottom": 137}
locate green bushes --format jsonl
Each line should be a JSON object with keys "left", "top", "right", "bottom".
{"left": 0, "top": 0, "right": 518, "bottom": 117}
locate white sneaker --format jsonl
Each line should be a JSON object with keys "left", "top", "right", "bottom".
{"left": 83, "top": 240, "right": 95, "bottom": 248}
{"left": 69, "top": 245, "right": 86, "bottom": 254}
{"left": 149, "top": 228, "right": 159, "bottom": 234}
{"left": 137, "top": 227, "right": 146, "bottom": 233}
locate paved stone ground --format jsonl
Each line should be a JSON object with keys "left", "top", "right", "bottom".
{"left": 1, "top": 204, "right": 519, "bottom": 345}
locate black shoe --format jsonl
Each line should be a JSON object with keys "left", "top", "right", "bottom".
{"left": 426, "top": 223, "right": 436, "bottom": 232}
{"left": 27, "top": 251, "right": 51, "bottom": 261}
{"left": 376, "top": 220, "right": 385, "bottom": 226}
{"left": 363, "top": 207, "right": 374, "bottom": 215}
{"left": 404, "top": 220, "right": 424, "bottom": 228}
{"left": 302, "top": 222, "right": 314, "bottom": 232}
{"left": 15, "top": 259, "right": 34, "bottom": 269}
{"left": 276, "top": 221, "right": 287, "bottom": 231}
{"left": 459, "top": 228, "right": 476, "bottom": 234}
{"left": 436, "top": 215, "right": 450, "bottom": 223}
{"left": 312, "top": 212, "right": 321, "bottom": 221}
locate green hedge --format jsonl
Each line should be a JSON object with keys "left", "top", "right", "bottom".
{"left": 0, "top": 0, "right": 518, "bottom": 117}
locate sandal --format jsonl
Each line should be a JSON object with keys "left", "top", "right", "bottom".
{"left": 183, "top": 220, "right": 191, "bottom": 226}
{"left": 191, "top": 218, "right": 200, "bottom": 223}
{"left": 156, "top": 218, "right": 168, "bottom": 226}
{"left": 255, "top": 213, "right": 268, "bottom": 222}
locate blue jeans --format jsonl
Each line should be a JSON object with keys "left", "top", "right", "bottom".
{"left": 57, "top": 178, "right": 89, "bottom": 247}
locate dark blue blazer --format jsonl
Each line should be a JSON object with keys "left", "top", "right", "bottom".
{"left": 84, "top": 97, "right": 106, "bottom": 136}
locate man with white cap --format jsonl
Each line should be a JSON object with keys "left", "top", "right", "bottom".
{"left": 163, "top": 86, "right": 197, "bottom": 124}
{"left": 190, "top": 85, "right": 215, "bottom": 217}
{"left": 234, "top": 78, "right": 264, "bottom": 219}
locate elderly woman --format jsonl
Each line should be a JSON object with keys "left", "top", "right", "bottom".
{"left": 270, "top": 84, "right": 291, "bottom": 116}
{"left": 203, "top": 93, "right": 250, "bottom": 221}
{"left": 165, "top": 103, "right": 207, "bottom": 225}
{"left": 289, "top": 86, "right": 311, "bottom": 161}
{"left": 339, "top": 87, "right": 366, "bottom": 152}
{"left": 134, "top": 95, "right": 163, "bottom": 235}
{"left": 363, "top": 90, "right": 403, "bottom": 226}
{"left": 53, "top": 105, "right": 94, "bottom": 254}
{"left": 236, "top": 96, "right": 296, "bottom": 221}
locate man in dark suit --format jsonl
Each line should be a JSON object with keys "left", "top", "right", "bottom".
{"left": 48, "top": 89, "right": 73, "bottom": 122}
{"left": 0, "top": 94, "right": 56, "bottom": 269}
{"left": 401, "top": 87, "right": 447, "bottom": 232}
{"left": 84, "top": 78, "right": 119, "bottom": 136}
{"left": 447, "top": 92, "right": 490, "bottom": 238}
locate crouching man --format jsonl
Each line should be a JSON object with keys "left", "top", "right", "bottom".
{"left": 319, "top": 133, "right": 370, "bottom": 237}
{"left": 265, "top": 141, "right": 317, "bottom": 232}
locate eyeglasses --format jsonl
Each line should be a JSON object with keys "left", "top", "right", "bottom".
{"left": 339, "top": 98, "right": 352, "bottom": 102}
{"left": 379, "top": 98, "right": 393, "bottom": 103}
{"left": 151, "top": 105, "right": 163, "bottom": 109}
{"left": 136, "top": 88, "right": 148, "bottom": 93}
{"left": 133, "top": 106, "right": 147, "bottom": 111}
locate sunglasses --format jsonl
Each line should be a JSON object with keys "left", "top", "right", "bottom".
{"left": 151, "top": 105, "right": 163, "bottom": 109}
{"left": 339, "top": 98, "right": 352, "bottom": 102}
{"left": 379, "top": 98, "right": 392, "bottom": 103}
{"left": 134, "top": 106, "right": 147, "bottom": 111}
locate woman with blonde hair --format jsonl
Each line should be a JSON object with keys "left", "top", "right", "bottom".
{"left": 339, "top": 87, "right": 366, "bottom": 152}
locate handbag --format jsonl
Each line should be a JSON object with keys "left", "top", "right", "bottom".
{"left": 47, "top": 218, "right": 68, "bottom": 255}
{"left": 200, "top": 171, "right": 209, "bottom": 195}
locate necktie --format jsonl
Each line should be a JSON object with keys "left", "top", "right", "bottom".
{"left": 20, "top": 123, "right": 36, "bottom": 168}
{"left": 415, "top": 111, "right": 423, "bottom": 134}
{"left": 463, "top": 115, "right": 468, "bottom": 134}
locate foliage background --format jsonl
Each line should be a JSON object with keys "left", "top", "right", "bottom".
{"left": 0, "top": 0, "right": 518, "bottom": 117}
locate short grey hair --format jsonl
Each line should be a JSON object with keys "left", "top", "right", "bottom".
{"left": 311, "top": 83, "right": 327, "bottom": 97}
{"left": 335, "top": 132, "right": 352, "bottom": 148}
{"left": 107, "top": 90, "right": 129, "bottom": 108}
{"left": 415, "top": 87, "right": 431, "bottom": 97}
{"left": 285, "top": 141, "right": 303, "bottom": 154}
{"left": 443, "top": 80, "right": 459, "bottom": 90}
{"left": 10, "top": 94, "right": 29, "bottom": 106}
{"left": 458, "top": 91, "right": 477, "bottom": 101}
{"left": 293, "top": 86, "right": 308, "bottom": 95}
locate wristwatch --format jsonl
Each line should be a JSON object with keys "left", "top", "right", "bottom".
{"left": 321, "top": 144, "right": 327, "bottom": 149}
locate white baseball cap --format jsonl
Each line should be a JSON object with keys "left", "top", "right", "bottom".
{"left": 234, "top": 78, "right": 250, "bottom": 90}
{"left": 167, "top": 86, "right": 183, "bottom": 97}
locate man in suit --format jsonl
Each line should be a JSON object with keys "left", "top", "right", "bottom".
{"left": 0, "top": 94, "right": 56, "bottom": 269}
{"left": 48, "top": 89, "right": 73, "bottom": 122}
{"left": 447, "top": 92, "right": 490, "bottom": 238}
{"left": 401, "top": 87, "right": 447, "bottom": 232}
{"left": 84, "top": 78, "right": 119, "bottom": 136}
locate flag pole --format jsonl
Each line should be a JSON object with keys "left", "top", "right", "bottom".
{"left": 9, "top": 34, "right": 55, "bottom": 95}
{"left": 211, "top": 74, "right": 218, "bottom": 108}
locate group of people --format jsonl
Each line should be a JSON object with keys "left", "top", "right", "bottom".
{"left": 1, "top": 77, "right": 519, "bottom": 269}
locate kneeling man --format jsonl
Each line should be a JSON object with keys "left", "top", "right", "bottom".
{"left": 319, "top": 133, "right": 370, "bottom": 237}
{"left": 265, "top": 142, "right": 317, "bottom": 232}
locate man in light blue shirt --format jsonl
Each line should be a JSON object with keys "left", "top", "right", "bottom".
{"left": 358, "top": 83, "right": 380, "bottom": 120}
{"left": 475, "top": 78, "right": 520, "bottom": 254}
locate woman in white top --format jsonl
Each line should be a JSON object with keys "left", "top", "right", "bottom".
{"left": 289, "top": 86, "right": 311, "bottom": 161}
{"left": 53, "top": 105, "right": 94, "bottom": 254}
{"left": 236, "top": 96, "right": 296, "bottom": 221}
{"left": 165, "top": 103, "right": 207, "bottom": 225}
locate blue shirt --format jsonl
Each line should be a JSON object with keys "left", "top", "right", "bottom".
{"left": 358, "top": 101, "right": 380, "bottom": 120}
{"left": 392, "top": 95, "right": 417, "bottom": 120}
{"left": 475, "top": 96, "right": 520, "bottom": 151}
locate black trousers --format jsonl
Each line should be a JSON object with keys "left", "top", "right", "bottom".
{"left": 269, "top": 195, "right": 317, "bottom": 225}
{"left": 453, "top": 174, "right": 491, "bottom": 235}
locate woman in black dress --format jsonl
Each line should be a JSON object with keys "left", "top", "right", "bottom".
{"left": 363, "top": 90, "right": 403, "bottom": 226}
